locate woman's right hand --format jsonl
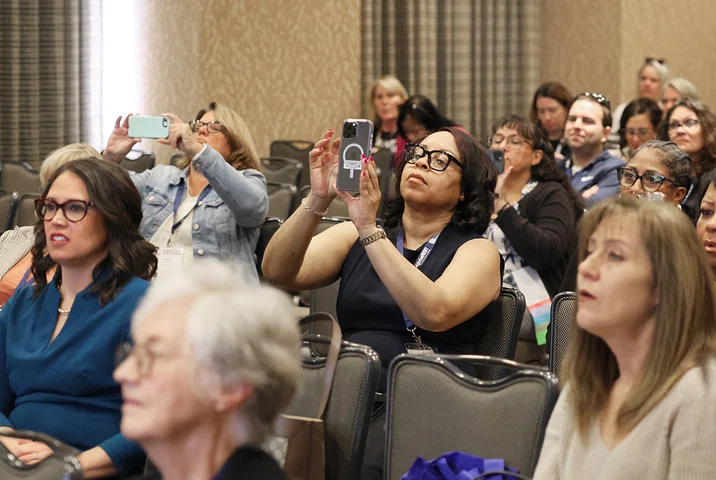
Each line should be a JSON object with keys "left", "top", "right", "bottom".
{"left": 105, "top": 114, "right": 141, "bottom": 163}
{"left": 308, "top": 129, "right": 340, "bottom": 200}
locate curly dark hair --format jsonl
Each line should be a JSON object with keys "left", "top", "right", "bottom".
{"left": 659, "top": 99, "right": 716, "bottom": 177}
{"left": 491, "top": 114, "right": 584, "bottom": 217}
{"left": 618, "top": 97, "right": 662, "bottom": 150}
{"left": 31, "top": 158, "right": 158, "bottom": 306}
{"left": 383, "top": 127, "right": 497, "bottom": 235}
{"left": 397, "top": 95, "right": 457, "bottom": 139}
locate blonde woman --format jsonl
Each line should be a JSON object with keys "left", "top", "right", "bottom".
{"left": 369, "top": 75, "right": 409, "bottom": 153}
{"left": 534, "top": 196, "right": 716, "bottom": 479}
{"left": 0, "top": 143, "right": 102, "bottom": 305}
{"left": 104, "top": 102, "right": 268, "bottom": 282}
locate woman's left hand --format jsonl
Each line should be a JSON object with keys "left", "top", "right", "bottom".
{"left": 335, "top": 155, "right": 382, "bottom": 237}
{"left": 158, "top": 113, "right": 203, "bottom": 157}
{"left": 14, "top": 438, "right": 53, "bottom": 465}
{"left": 494, "top": 165, "right": 513, "bottom": 212}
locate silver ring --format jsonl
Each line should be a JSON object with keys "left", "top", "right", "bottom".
{"left": 32, "top": 453, "right": 38, "bottom": 460}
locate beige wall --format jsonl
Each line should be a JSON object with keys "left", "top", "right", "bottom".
{"left": 136, "top": 0, "right": 361, "bottom": 164}
{"left": 541, "top": 0, "right": 716, "bottom": 112}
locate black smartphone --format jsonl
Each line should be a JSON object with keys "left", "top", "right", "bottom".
{"left": 488, "top": 149, "right": 505, "bottom": 174}
{"left": 337, "top": 119, "right": 374, "bottom": 192}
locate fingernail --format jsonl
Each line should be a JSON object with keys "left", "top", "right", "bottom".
{"left": 369, "top": 156, "right": 374, "bottom": 163}
{"left": 318, "top": 147, "right": 323, "bottom": 151}
{"left": 361, "top": 154, "right": 366, "bottom": 159}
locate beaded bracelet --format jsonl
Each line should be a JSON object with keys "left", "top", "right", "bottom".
{"left": 301, "top": 198, "right": 329, "bottom": 217}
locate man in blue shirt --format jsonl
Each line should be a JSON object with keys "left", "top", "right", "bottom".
{"left": 561, "top": 92, "right": 626, "bottom": 208}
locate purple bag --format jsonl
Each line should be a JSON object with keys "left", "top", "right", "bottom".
{"left": 399, "top": 451, "right": 527, "bottom": 480}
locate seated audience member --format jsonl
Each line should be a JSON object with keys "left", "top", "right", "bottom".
{"left": 487, "top": 115, "right": 582, "bottom": 298}
{"left": 618, "top": 98, "right": 661, "bottom": 158}
{"left": 660, "top": 99, "right": 716, "bottom": 216}
{"left": 115, "top": 260, "right": 300, "bottom": 480}
{"left": 531, "top": 82, "right": 573, "bottom": 159}
{"left": 0, "top": 143, "right": 102, "bottom": 305}
{"left": 262, "top": 127, "right": 502, "bottom": 374}
{"left": 561, "top": 93, "right": 626, "bottom": 207}
{"left": 103, "top": 103, "right": 268, "bottom": 281}
{"left": 0, "top": 159, "right": 157, "bottom": 478}
{"left": 535, "top": 196, "right": 716, "bottom": 479}
{"left": 559, "top": 140, "right": 692, "bottom": 293}
{"left": 611, "top": 58, "right": 671, "bottom": 135}
{"left": 369, "top": 75, "right": 409, "bottom": 154}
{"left": 697, "top": 170, "right": 716, "bottom": 275}
{"left": 661, "top": 77, "right": 699, "bottom": 113}
{"left": 395, "top": 94, "right": 461, "bottom": 163}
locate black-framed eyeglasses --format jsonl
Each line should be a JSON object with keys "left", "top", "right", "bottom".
{"left": 189, "top": 120, "right": 224, "bottom": 134}
{"left": 645, "top": 57, "right": 667, "bottom": 65}
{"left": 35, "top": 198, "right": 94, "bottom": 222}
{"left": 617, "top": 167, "right": 678, "bottom": 192}
{"left": 667, "top": 119, "right": 699, "bottom": 131}
{"left": 403, "top": 144, "right": 463, "bottom": 171}
{"left": 579, "top": 92, "right": 611, "bottom": 110}
{"left": 115, "top": 342, "right": 178, "bottom": 379}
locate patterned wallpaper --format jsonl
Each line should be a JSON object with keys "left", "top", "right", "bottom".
{"left": 135, "top": 0, "right": 362, "bottom": 164}
{"left": 541, "top": 0, "right": 716, "bottom": 111}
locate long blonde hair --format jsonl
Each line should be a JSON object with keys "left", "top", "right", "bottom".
{"left": 563, "top": 196, "right": 716, "bottom": 438}
{"left": 39, "top": 143, "right": 102, "bottom": 188}
{"left": 176, "top": 102, "right": 261, "bottom": 172}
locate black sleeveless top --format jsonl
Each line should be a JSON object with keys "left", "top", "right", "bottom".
{"left": 336, "top": 223, "right": 495, "bottom": 370}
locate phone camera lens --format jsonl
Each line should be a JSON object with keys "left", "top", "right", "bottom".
{"left": 162, "top": 118, "right": 168, "bottom": 127}
{"left": 343, "top": 122, "right": 358, "bottom": 139}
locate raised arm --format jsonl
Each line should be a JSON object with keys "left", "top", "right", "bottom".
{"left": 102, "top": 114, "right": 153, "bottom": 191}
{"left": 262, "top": 129, "right": 357, "bottom": 290}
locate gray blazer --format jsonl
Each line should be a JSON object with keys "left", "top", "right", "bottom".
{"left": 0, "top": 226, "right": 35, "bottom": 279}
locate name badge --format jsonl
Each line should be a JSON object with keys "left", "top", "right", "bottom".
{"left": 405, "top": 343, "right": 437, "bottom": 355}
{"left": 157, "top": 247, "right": 185, "bottom": 275}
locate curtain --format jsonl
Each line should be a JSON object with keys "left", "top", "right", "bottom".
{"left": 0, "top": 0, "right": 102, "bottom": 170}
{"left": 362, "top": 0, "right": 540, "bottom": 144}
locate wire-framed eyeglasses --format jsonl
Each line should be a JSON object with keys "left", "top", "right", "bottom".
{"left": 403, "top": 144, "right": 463, "bottom": 171}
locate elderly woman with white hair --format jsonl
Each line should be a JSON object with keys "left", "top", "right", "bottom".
{"left": 114, "top": 260, "right": 301, "bottom": 480}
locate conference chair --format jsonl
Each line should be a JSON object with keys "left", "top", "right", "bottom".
{"left": 548, "top": 291, "right": 576, "bottom": 378}
{"left": 254, "top": 217, "right": 283, "bottom": 280}
{"left": 120, "top": 151, "right": 155, "bottom": 173}
{"left": 266, "top": 182, "right": 297, "bottom": 220}
{"left": 285, "top": 330, "right": 381, "bottom": 480}
{"left": 261, "top": 156, "right": 303, "bottom": 188}
{"left": 14, "top": 194, "right": 40, "bottom": 228}
{"left": 269, "top": 140, "right": 313, "bottom": 188}
{"left": 385, "top": 354, "right": 559, "bottom": 479}
{"left": 0, "top": 191, "right": 19, "bottom": 232}
{"left": 0, "top": 161, "right": 41, "bottom": 197}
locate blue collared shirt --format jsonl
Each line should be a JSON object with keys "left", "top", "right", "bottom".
{"left": 128, "top": 146, "right": 268, "bottom": 283}
{"left": 561, "top": 150, "right": 626, "bottom": 208}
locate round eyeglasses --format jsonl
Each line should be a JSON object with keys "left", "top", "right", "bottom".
{"left": 35, "top": 198, "right": 95, "bottom": 222}
{"left": 189, "top": 120, "right": 224, "bottom": 134}
{"left": 403, "top": 144, "right": 463, "bottom": 172}
{"left": 617, "top": 167, "right": 678, "bottom": 192}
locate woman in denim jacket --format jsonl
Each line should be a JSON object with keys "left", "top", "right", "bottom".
{"left": 103, "top": 103, "right": 268, "bottom": 282}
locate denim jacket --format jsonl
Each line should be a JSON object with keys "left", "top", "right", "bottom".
{"left": 129, "top": 146, "right": 268, "bottom": 283}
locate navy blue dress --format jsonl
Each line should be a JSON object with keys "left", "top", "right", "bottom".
{"left": 0, "top": 272, "right": 149, "bottom": 474}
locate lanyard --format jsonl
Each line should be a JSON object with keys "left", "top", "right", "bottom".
{"left": 16, "top": 268, "right": 33, "bottom": 289}
{"left": 169, "top": 181, "right": 211, "bottom": 245}
{"left": 396, "top": 228, "right": 441, "bottom": 334}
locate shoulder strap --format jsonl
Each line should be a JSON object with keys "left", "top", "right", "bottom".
{"left": 298, "top": 312, "right": 342, "bottom": 418}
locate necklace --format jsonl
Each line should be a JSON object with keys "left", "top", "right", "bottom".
{"left": 58, "top": 308, "right": 71, "bottom": 315}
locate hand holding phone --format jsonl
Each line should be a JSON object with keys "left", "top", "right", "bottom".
{"left": 128, "top": 116, "right": 171, "bottom": 139}
{"left": 336, "top": 119, "right": 374, "bottom": 192}
{"left": 488, "top": 149, "right": 505, "bottom": 174}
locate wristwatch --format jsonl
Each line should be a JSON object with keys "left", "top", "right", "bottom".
{"left": 360, "top": 225, "right": 387, "bottom": 247}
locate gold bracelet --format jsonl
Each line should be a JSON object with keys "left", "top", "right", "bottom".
{"left": 360, "top": 226, "right": 387, "bottom": 247}
{"left": 301, "top": 198, "right": 329, "bottom": 217}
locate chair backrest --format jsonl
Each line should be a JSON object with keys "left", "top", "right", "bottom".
{"left": 120, "top": 151, "right": 155, "bottom": 173}
{"left": 269, "top": 140, "right": 313, "bottom": 188}
{"left": 378, "top": 169, "right": 397, "bottom": 218}
{"left": 0, "top": 191, "right": 19, "bottom": 232}
{"left": 548, "top": 291, "right": 576, "bottom": 378}
{"left": 266, "top": 182, "right": 297, "bottom": 220}
{"left": 310, "top": 280, "right": 340, "bottom": 318}
{"left": 477, "top": 287, "right": 524, "bottom": 357}
{"left": 300, "top": 186, "right": 350, "bottom": 219}
{"left": 15, "top": 194, "right": 40, "bottom": 228}
{"left": 372, "top": 148, "right": 394, "bottom": 184}
{"left": 254, "top": 217, "right": 283, "bottom": 279}
{"left": 261, "top": 156, "right": 303, "bottom": 188}
{"left": 0, "top": 161, "right": 41, "bottom": 197}
{"left": 385, "top": 354, "right": 560, "bottom": 480}
{"left": 285, "top": 338, "right": 381, "bottom": 480}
